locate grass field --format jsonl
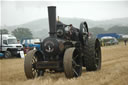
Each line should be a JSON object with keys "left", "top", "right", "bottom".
{"left": 0, "top": 43, "right": 128, "bottom": 85}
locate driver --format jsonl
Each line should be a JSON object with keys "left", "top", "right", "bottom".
{"left": 69, "top": 24, "right": 79, "bottom": 41}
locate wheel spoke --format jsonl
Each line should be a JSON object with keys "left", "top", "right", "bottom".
{"left": 33, "top": 57, "right": 37, "bottom": 62}
{"left": 73, "top": 68, "right": 79, "bottom": 77}
{"left": 38, "top": 70, "right": 44, "bottom": 76}
{"left": 32, "top": 60, "right": 35, "bottom": 64}
{"left": 32, "top": 68, "right": 35, "bottom": 71}
{"left": 95, "top": 64, "right": 98, "bottom": 68}
{"left": 95, "top": 57, "right": 99, "bottom": 60}
{"left": 73, "top": 55, "right": 78, "bottom": 60}
{"left": 32, "top": 69, "right": 38, "bottom": 77}
{"left": 32, "top": 70, "right": 36, "bottom": 76}
{"left": 95, "top": 52, "right": 98, "bottom": 57}
{"left": 35, "top": 70, "right": 39, "bottom": 77}
{"left": 72, "top": 60, "right": 80, "bottom": 67}
{"left": 95, "top": 47, "right": 99, "bottom": 51}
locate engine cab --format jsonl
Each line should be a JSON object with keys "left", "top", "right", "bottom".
{"left": 56, "top": 21, "right": 80, "bottom": 41}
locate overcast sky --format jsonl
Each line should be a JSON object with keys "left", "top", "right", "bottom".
{"left": 0, "top": 0, "right": 128, "bottom": 26}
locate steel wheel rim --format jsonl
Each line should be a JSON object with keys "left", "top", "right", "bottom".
{"left": 31, "top": 55, "right": 39, "bottom": 77}
{"left": 31, "top": 53, "right": 44, "bottom": 77}
{"left": 95, "top": 43, "right": 101, "bottom": 67}
{"left": 72, "top": 50, "right": 82, "bottom": 77}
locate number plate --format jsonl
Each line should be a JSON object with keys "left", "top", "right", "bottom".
{"left": 17, "top": 47, "right": 21, "bottom": 50}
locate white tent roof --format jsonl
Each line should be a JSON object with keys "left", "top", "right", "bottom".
{"left": 122, "top": 35, "right": 128, "bottom": 38}
{"left": 101, "top": 36, "right": 114, "bottom": 40}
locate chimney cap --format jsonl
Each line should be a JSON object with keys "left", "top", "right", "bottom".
{"left": 48, "top": 6, "right": 56, "bottom": 8}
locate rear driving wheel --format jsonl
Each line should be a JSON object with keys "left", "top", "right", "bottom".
{"left": 64, "top": 48, "right": 82, "bottom": 78}
{"left": 84, "top": 39, "right": 101, "bottom": 71}
{"left": 24, "top": 50, "right": 44, "bottom": 79}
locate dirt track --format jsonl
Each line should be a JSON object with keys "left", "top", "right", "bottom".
{"left": 0, "top": 43, "right": 128, "bottom": 85}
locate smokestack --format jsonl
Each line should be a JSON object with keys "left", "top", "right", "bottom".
{"left": 48, "top": 6, "right": 56, "bottom": 37}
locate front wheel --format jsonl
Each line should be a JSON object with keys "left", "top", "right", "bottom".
{"left": 64, "top": 48, "right": 82, "bottom": 78}
{"left": 24, "top": 50, "right": 44, "bottom": 79}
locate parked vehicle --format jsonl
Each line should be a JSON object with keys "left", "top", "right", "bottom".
{"left": 0, "top": 34, "right": 24, "bottom": 58}
{"left": 101, "top": 36, "right": 119, "bottom": 46}
{"left": 21, "top": 38, "right": 41, "bottom": 54}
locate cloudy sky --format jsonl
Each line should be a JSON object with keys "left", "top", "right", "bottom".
{"left": 0, "top": 0, "right": 128, "bottom": 26}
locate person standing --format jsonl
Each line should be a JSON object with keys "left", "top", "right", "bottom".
{"left": 124, "top": 39, "right": 127, "bottom": 46}
{"left": 17, "top": 40, "right": 20, "bottom": 44}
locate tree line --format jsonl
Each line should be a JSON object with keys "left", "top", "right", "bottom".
{"left": 0, "top": 28, "right": 33, "bottom": 40}
{"left": 0, "top": 25, "right": 128, "bottom": 40}
{"left": 89, "top": 25, "right": 128, "bottom": 36}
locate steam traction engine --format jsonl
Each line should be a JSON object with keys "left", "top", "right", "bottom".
{"left": 24, "top": 6, "right": 101, "bottom": 78}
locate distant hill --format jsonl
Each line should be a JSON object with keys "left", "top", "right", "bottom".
{"left": 2, "top": 17, "right": 128, "bottom": 38}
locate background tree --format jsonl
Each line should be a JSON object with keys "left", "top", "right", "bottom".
{"left": 107, "top": 25, "right": 128, "bottom": 34}
{"left": 12, "top": 28, "right": 33, "bottom": 40}
{"left": 89, "top": 27, "right": 106, "bottom": 36}
{"left": 0, "top": 29, "right": 9, "bottom": 34}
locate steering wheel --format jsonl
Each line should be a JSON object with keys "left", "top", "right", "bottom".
{"left": 79, "top": 21, "right": 89, "bottom": 45}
